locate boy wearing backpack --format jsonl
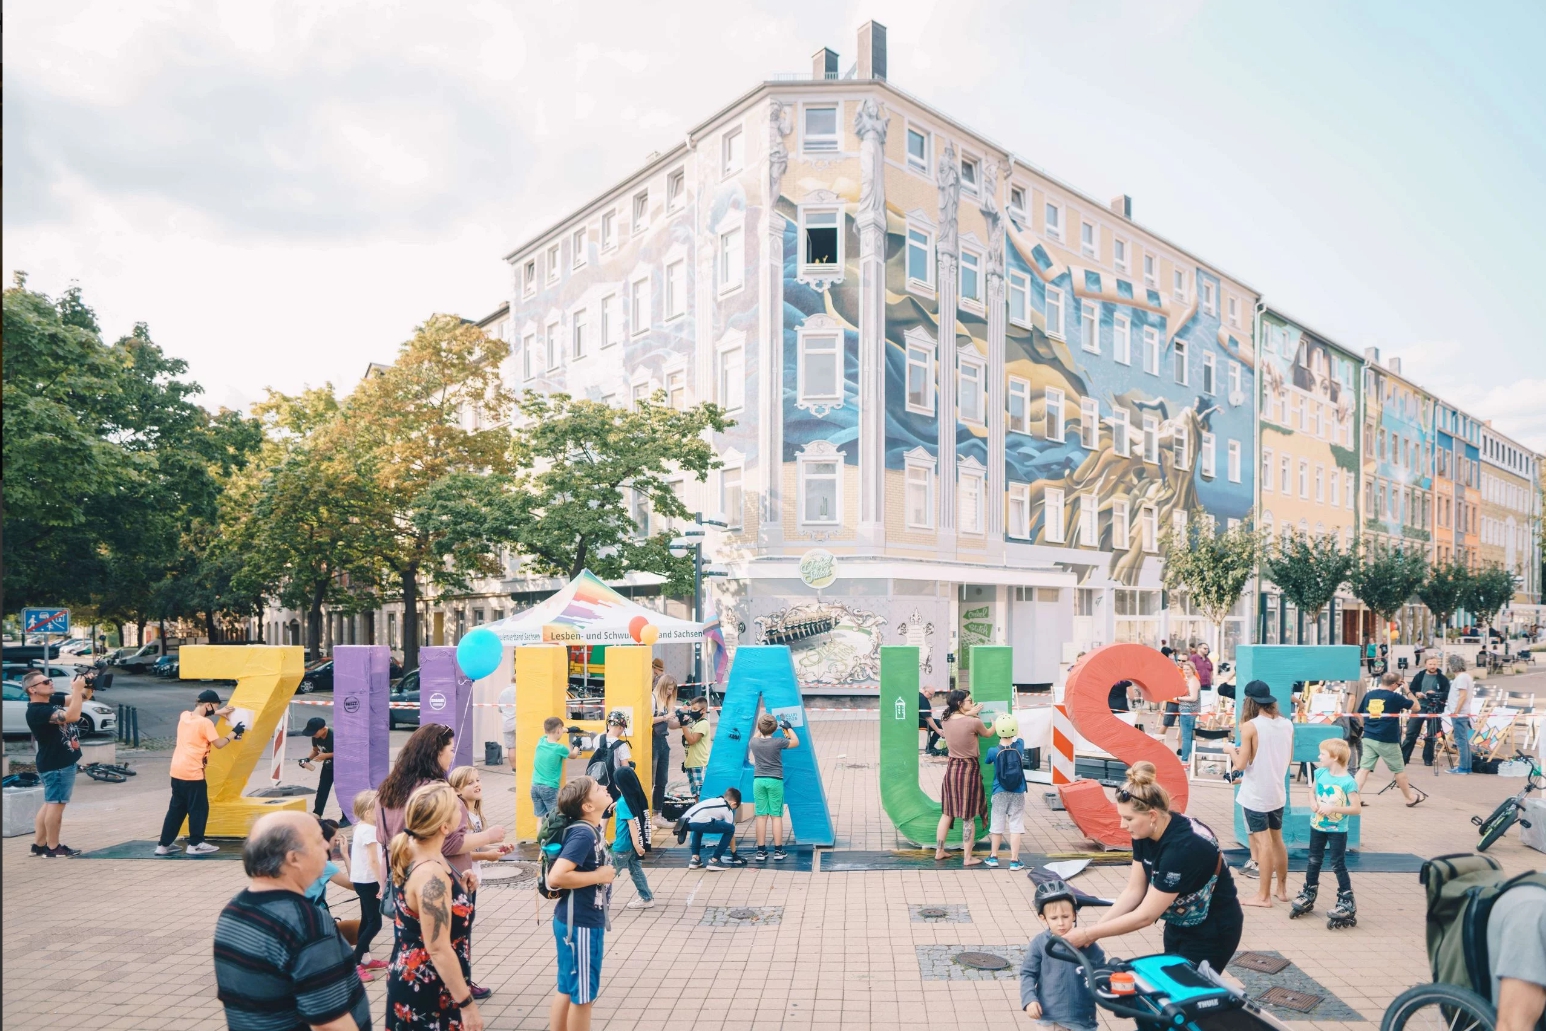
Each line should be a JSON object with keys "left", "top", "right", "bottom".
{"left": 985, "top": 713, "right": 1028, "bottom": 871}
{"left": 541, "top": 775, "right": 616, "bottom": 1030}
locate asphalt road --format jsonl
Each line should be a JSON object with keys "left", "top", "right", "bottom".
{"left": 94, "top": 673, "right": 336, "bottom": 742}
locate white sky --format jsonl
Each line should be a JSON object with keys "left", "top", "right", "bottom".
{"left": 5, "top": 1, "right": 1544, "bottom": 450}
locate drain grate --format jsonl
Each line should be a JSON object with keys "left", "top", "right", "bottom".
{"left": 908, "top": 903, "right": 970, "bottom": 923}
{"left": 954, "top": 951, "right": 1011, "bottom": 971}
{"left": 727, "top": 908, "right": 759, "bottom": 920}
{"left": 701, "top": 905, "right": 782, "bottom": 926}
{"left": 1233, "top": 952, "right": 1292, "bottom": 974}
{"left": 918, "top": 907, "right": 948, "bottom": 918}
{"left": 1257, "top": 987, "right": 1324, "bottom": 1013}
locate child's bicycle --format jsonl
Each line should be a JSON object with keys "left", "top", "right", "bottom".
{"left": 80, "top": 761, "right": 137, "bottom": 783}
{"left": 1472, "top": 756, "right": 1543, "bottom": 852}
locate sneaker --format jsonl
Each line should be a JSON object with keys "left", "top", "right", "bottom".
{"left": 1241, "top": 859, "right": 1259, "bottom": 879}
{"left": 1445, "top": 769, "right": 1470, "bottom": 775}
{"left": 186, "top": 842, "right": 220, "bottom": 855}
{"left": 755, "top": 848, "right": 769, "bottom": 862}
{"left": 723, "top": 853, "right": 748, "bottom": 867}
{"left": 983, "top": 857, "right": 1000, "bottom": 868}
{"left": 47, "top": 844, "right": 81, "bottom": 858}
{"left": 687, "top": 856, "right": 704, "bottom": 869}
{"left": 30, "top": 843, "right": 48, "bottom": 857}
{"left": 772, "top": 848, "right": 787, "bottom": 862}
{"left": 154, "top": 845, "right": 175, "bottom": 856}
{"left": 1009, "top": 860, "right": 1025, "bottom": 872}
{"left": 363, "top": 959, "right": 388, "bottom": 970}
{"left": 704, "top": 858, "right": 726, "bottom": 871}
{"left": 625, "top": 898, "right": 656, "bottom": 910}
{"left": 355, "top": 965, "right": 374, "bottom": 983}
{"left": 469, "top": 982, "right": 492, "bottom": 1001}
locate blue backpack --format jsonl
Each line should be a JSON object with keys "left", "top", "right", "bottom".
{"left": 993, "top": 743, "right": 1026, "bottom": 792}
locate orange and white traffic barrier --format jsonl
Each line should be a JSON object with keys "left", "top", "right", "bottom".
{"left": 1051, "top": 703, "right": 1077, "bottom": 785}
{"left": 269, "top": 719, "right": 286, "bottom": 785}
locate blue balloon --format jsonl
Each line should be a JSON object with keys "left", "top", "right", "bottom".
{"left": 456, "top": 627, "right": 504, "bottom": 681}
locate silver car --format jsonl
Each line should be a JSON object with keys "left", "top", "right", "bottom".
{"left": 2, "top": 679, "right": 117, "bottom": 737}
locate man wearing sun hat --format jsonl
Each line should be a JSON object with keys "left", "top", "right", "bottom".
{"left": 156, "top": 689, "right": 244, "bottom": 856}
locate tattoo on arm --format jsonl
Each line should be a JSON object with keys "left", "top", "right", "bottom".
{"left": 420, "top": 871, "right": 451, "bottom": 945}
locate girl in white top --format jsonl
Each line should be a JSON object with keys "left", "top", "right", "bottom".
{"left": 448, "top": 766, "right": 505, "bottom": 889}
{"left": 347, "top": 790, "right": 385, "bottom": 980}
{"left": 1224, "top": 680, "right": 1295, "bottom": 908}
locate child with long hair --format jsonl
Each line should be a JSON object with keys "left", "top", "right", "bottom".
{"left": 348, "top": 790, "right": 387, "bottom": 982}
{"left": 610, "top": 766, "right": 656, "bottom": 909}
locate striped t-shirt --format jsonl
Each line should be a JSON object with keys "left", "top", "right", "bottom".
{"left": 213, "top": 888, "right": 371, "bottom": 1031}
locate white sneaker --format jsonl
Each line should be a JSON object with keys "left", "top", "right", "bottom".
{"left": 154, "top": 845, "right": 175, "bottom": 856}
{"left": 625, "top": 898, "right": 656, "bottom": 910}
{"left": 186, "top": 842, "right": 220, "bottom": 855}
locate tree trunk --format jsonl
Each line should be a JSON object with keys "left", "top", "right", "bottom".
{"left": 205, "top": 610, "right": 219, "bottom": 644}
{"left": 134, "top": 616, "right": 145, "bottom": 648}
{"left": 402, "top": 563, "right": 421, "bottom": 673}
{"left": 570, "top": 539, "right": 588, "bottom": 581}
{"left": 113, "top": 621, "right": 124, "bottom": 649}
{"left": 307, "top": 578, "right": 327, "bottom": 663}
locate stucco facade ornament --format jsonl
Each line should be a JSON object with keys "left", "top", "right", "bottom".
{"left": 794, "top": 314, "right": 848, "bottom": 419}
{"left": 769, "top": 99, "right": 792, "bottom": 200}
{"left": 854, "top": 98, "right": 890, "bottom": 233}
{"left": 979, "top": 161, "right": 1005, "bottom": 291}
{"left": 936, "top": 142, "right": 960, "bottom": 258}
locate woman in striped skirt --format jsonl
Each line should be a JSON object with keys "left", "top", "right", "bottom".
{"left": 935, "top": 689, "right": 996, "bottom": 867}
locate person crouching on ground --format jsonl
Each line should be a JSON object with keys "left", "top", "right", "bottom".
{"left": 935, "top": 689, "right": 996, "bottom": 866}
{"left": 157, "top": 688, "right": 243, "bottom": 856}
{"left": 1021, "top": 879, "right": 1106, "bottom": 1031}
{"left": 749, "top": 713, "right": 798, "bottom": 862}
{"left": 681, "top": 788, "right": 746, "bottom": 870}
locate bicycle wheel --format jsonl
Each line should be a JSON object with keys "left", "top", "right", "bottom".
{"left": 1477, "top": 804, "right": 1519, "bottom": 852}
{"left": 1381, "top": 983, "right": 1495, "bottom": 1031}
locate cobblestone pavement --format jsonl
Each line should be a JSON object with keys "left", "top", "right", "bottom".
{"left": 3, "top": 704, "right": 1542, "bottom": 1031}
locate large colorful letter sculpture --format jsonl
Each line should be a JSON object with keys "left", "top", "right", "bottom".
{"left": 701, "top": 646, "right": 833, "bottom": 846}
{"left": 420, "top": 647, "right": 474, "bottom": 769}
{"left": 1060, "top": 644, "right": 1190, "bottom": 849}
{"left": 333, "top": 646, "right": 391, "bottom": 818}
{"left": 514, "top": 645, "right": 568, "bottom": 842}
{"left": 178, "top": 645, "right": 306, "bottom": 837}
{"left": 878, "top": 645, "right": 1012, "bottom": 847}
{"left": 1232, "top": 645, "right": 1361, "bottom": 848}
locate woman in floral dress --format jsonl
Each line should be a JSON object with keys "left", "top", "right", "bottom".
{"left": 385, "top": 782, "right": 483, "bottom": 1031}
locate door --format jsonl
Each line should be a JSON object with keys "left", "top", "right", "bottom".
{"left": 1010, "top": 586, "right": 1065, "bottom": 686}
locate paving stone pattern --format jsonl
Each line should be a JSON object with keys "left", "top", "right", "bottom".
{"left": 700, "top": 905, "right": 784, "bottom": 927}
{"left": 916, "top": 944, "right": 1027, "bottom": 980}
{"left": 1228, "top": 951, "right": 1363, "bottom": 1022}
{"left": 909, "top": 903, "right": 971, "bottom": 923}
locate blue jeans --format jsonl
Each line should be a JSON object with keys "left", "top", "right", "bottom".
{"left": 1178, "top": 714, "right": 1196, "bottom": 762}
{"left": 531, "top": 783, "right": 558, "bottom": 817}
{"left": 612, "top": 841, "right": 653, "bottom": 901}
{"left": 688, "top": 819, "right": 735, "bottom": 860}
{"left": 1450, "top": 717, "right": 1472, "bottom": 773}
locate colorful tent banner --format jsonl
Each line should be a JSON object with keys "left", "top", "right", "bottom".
{"left": 482, "top": 569, "right": 703, "bottom": 645}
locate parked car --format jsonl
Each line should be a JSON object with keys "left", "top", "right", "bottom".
{"left": 150, "top": 655, "right": 180, "bottom": 678}
{"left": 3, "top": 680, "right": 117, "bottom": 737}
{"left": 2, "top": 644, "right": 63, "bottom": 664}
{"left": 389, "top": 669, "right": 420, "bottom": 729}
{"left": 300, "top": 657, "right": 405, "bottom": 695}
{"left": 2, "top": 662, "right": 84, "bottom": 684}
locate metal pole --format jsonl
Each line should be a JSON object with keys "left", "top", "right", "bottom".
{"left": 131, "top": 707, "right": 139, "bottom": 749}
{"left": 692, "top": 542, "right": 703, "bottom": 691}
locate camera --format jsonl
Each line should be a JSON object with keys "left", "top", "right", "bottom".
{"left": 674, "top": 707, "right": 697, "bottom": 726}
{"left": 1220, "top": 769, "right": 1243, "bottom": 784}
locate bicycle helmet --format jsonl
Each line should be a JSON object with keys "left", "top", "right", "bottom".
{"left": 606, "top": 709, "right": 629, "bottom": 728}
{"left": 1033, "top": 878, "right": 1079, "bottom": 915}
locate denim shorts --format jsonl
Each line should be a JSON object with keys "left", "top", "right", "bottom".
{"left": 531, "top": 783, "right": 559, "bottom": 818}
{"left": 41, "top": 765, "right": 77, "bottom": 804}
{"left": 1243, "top": 806, "right": 1283, "bottom": 833}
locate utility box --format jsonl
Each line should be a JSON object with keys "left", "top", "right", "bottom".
{"left": 1520, "top": 798, "right": 1546, "bottom": 855}
{"left": 3, "top": 786, "right": 44, "bottom": 838}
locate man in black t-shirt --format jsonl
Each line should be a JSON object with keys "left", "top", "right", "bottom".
{"left": 23, "top": 668, "right": 86, "bottom": 857}
{"left": 1402, "top": 654, "right": 1449, "bottom": 766}
{"left": 299, "top": 718, "right": 338, "bottom": 821}
{"left": 1353, "top": 672, "right": 1425, "bottom": 806}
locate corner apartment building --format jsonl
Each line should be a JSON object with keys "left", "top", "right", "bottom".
{"left": 1478, "top": 423, "right": 1542, "bottom": 622}
{"left": 1433, "top": 399, "right": 1482, "bottom": 569}
{"left": 499, "top": 23, "right": 1258, "bottom": 692}
{"left": 1360, "top": 349, "right": 1435, "bottom": 641}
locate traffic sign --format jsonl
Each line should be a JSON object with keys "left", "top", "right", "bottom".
{"left": 22, "top": 608, "right": 70, "bottom": 634}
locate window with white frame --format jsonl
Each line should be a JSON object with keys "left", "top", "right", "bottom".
{"left": 800, "top": 456, "right": 839, "bottom": 523}
{"left": 905, "top": 460, "right": 934, "bottom": 529}
{"left": 1344, "top": 471, "right": 1354, "bottom": 510}
{"left": 1114, "top": 238, "right": 1130, "bottom": 275}
{"left": 1044, "top": 201, "right": 1063, "bottom": 241}
{"left": 1298, "top": 458, "right": 1309, "bottom": 499}
{"left": 1143, "top": 326, "right": 1160, "bottom": 375}
{"left": 1008, "top": 483, "right": 1031, "bottom": 538}
{"left": 1143, "top": 415, "right": 1158, "bottom": 462}
{"left": 958, "top": 356, "right": 985, "bottom": 424}
{"left": 1081, "top": 301, "right": 1099, "bottom": 353}
{"left": 1200, "top": 279, "right": 1216, "bottom": 315}
{"left": 666, "top": 369, "right": 686, "bottom": 410}
{"left": 1143, "top": 253, "right": 1157, "bottom": 289}
{"left": 571, "top": 227, "right": 586, "bottom": 268}
{"left": 1201, "top": 432, "right": 1216, "bottom": 477}
{"left": 1141, "top": 504, "right": 1158, "bottom": 551}
{"left": 1173, "top": 339, "right": 1189, "bottom": 385}
{"left": 1227, "top": 439, "right": 1241, "bottom": 483}
{"left": 546, "top": 321, "right": 561, "bottom": 369}
{"left": 718, "top": 344, "right": 744, "bottom": 411}
{"left": 666, "top": 169, "right": 685, "bottom": 211}
{"left": 1262, "top": 448, "right": 1273, "bottom": 491}
{"left": 1080, "top": 221, "right": 1098, "bottom": 259}
{"left": 600, "top": 210, "right": 616, "bottom": 250}
{"left": 1281, "top": 455, "right": 1291, "bottom": 494}
{"left": 1172, "top": 266, "right": 1188, "bottom": 303}
{"left": 803, "top": 105, "right": 838, "bottom": 152}
{"left": 632, "top": 191, "right": 649, "bottom": 234}
{"left": 906, "top": 127, "right": 930, "bottom": 172}
{"left": 601, "top": 294, "right": 620, "bottom": 348}
{"left": 960, "top": 155, "right": 979, "bottom": 194}
{"left": 1314, "top": 463, "right": 1325, "bottom": 503}
{"left": 801, "top": 208, "right": 841, "bottom": 271}
{"left": 1202, "top": 351, "right": 1216, "bottom": 395}
{"left": 572, "top": 310, "right": 587, "bottom": 359}
{"left": 1008, "top": 270, "right": 1030, "bottom": 325}
{"left": 719, "top": 226, "right": 743, "bottom": 292}
{"left": 1080, "top": 396, "right": 1098, "bottom": 449}
{"left": 1043, "top": 487, "right": 1066, "bottom": 543}
{"left": 1044, "top": 386, "right": 1065, "bottom": 441}
{"left": 665, "top": 260, "right": 685, "bottom": 320}
{"left": 1008, "top": 378, "right": 1031, "bottom": 434}
{"left": 906, "top": 227, "right": 933, "bottom": 286}
{"left": 523, "top": 259, "right": 537, "bottom": 296}
{"left": 1010, "top": 185, "right": 1027, "bottom": 213}
{"left": 1174, "top": 430, "right": 1189, "bottom": 471}
{"left": 1172, "top": 509, "right": 1188, "bottom": 541}
{"left": 1079, "top": 493, "right": 1097, "bottom": 546}
{"left": 721, "top": 466, "right": 743, "bottom": 528}
{"left": 522, "top": 332, "right": 535, "bottom": 379}
{"left": 906, "top": 342, "right": 934, "bottom": 414}
{"left": 1046, "top": 286, "right": 1065, "bottom": 339}
{"left": 722, "top": 129, "right": 743, "bottom": 176}
{"left": 1228, "top": 360, "right": 1241, "bottom": 401}
{"left": 1113, "top": 499, "right": 1130, "bottom": 549}
{"left": 1104, "top": 408, "right": 1126, "bottom": 457}
{"left": 959, "top": 470, "right": 984, "bottom": 534}
{"left": 547, "top": 244, "right": 560, "bottom": 282}
{"left": 798, "top": 330, "right": 842, "bottom": 405}
{"left": 1114, "top": 315, "right": 1131, "bottom": 364}
{"left": 960, "top": 250, "right": 982, "bottom": 304}
{"left": 1226, "top": 295, "right": 1239, "bottom": 326}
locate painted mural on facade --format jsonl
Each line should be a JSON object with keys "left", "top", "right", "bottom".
{"left": 1361, "top": 361, "right": 1434, "bottom": 551}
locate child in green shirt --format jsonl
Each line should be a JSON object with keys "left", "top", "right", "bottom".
{"left": 533, "top": 716, "right": 581, "bottom": 818}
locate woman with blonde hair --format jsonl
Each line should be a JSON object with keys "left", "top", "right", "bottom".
{"left": 1063, "top": 762, "right": 1244, "bottom": 973}
{"left": 385, "top": 781, "right": 483, "bottom": 1031}
{"left": 1176, "top": 659, "right": 1203, "bottom": 763}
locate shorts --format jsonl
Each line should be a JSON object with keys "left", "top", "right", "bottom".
{"left": 753, "top": 776, "right": 785, "bottom": 816}
{"left": 684, "top": 765, "right": 705, "bottom": 796}
{"left": 503, "top": 729, "right": 515, "bottom": 751}
{"left": 990, "top": 791, "right": 1026, "bottom": 835}
{"left": 1359, "top": 738, "right": 1405, "bottom": 774}
{"left": 41, "top": 765, "right": 77, "bottom": 805}
{"left": 553, "top": 918, "right": 604, "bottom": 1005}
{"left": 1243, "top": 806, "right": 1284, "bottom": 833}
{"left": 531, "top": 783, "right": 559, "bottom": 817}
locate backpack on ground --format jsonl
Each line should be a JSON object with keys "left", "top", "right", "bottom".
{"left": 1420, "top": 852, "right": 1546, "bottom": 996}
{"left": 993, "top": 743, "right": 1026, "bottom": 793}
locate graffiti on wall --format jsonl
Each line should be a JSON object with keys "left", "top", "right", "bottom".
{"left": 753, "top": 600, "right": 886, "bottom": 686}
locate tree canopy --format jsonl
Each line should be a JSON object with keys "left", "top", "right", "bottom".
{"left": 1416, "top": 559, "right": 1470, "bottom": 642}
{"left": 1158, "top": 517, "right": 1262, "bottom": 646}
{"left": 1463, "top": 565, "right": 1516, "bottom": 632}
{"left": 1261, "top": 531, "right": 1353, "bottom": 643}
{"left": 1348, "top": 543, "right": 1429, "bottom": 643}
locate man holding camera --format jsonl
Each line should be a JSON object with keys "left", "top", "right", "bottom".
{"left": 298, "top": 717, "right": 337, "bottom": 821}
{"left": 679, "top": 696, "right": 712, "bottom": 799}
{"left": 1401, "top": 653, "right": 1449, "bottom": 767}
{"left": 156, "top": 689, "right": 244, "bottom": 856}
{"left": 24, "top": 668, "right": 87, "bottom": 857}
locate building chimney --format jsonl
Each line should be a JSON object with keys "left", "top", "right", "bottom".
{"left": 1364, "top": 346, "right": 1380, "bottom": 365}
{"left": 1109, "top": 194, "right": 1132, "bottom": 219}
{"left": 857, "top": 21, "right": 887, "bottom": 80}
{"left": 813, "top": 47, "right": 838, "bottom": 80}
{"left": 1387, "top": 356, "right": 1402, "bottom": 375}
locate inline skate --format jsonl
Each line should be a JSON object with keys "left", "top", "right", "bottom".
{"left": 1326, "top": 889, "right": 1357, "bottom": 929}
{"left": 1287, "top": 883, "right": 1317, "bottom": 919}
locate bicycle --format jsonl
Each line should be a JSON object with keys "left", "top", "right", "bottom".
{"left": 80, "top": 761, "right": 137, "bottom": 784}
{"left": 1472, "top": 756, "right": 1543, "bottom": 852}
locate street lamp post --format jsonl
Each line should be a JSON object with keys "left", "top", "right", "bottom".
{"left": 672, "top": 514, "right": 727, "bottom": 692}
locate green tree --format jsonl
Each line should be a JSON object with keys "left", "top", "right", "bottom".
{"left": 1261, "top": 531, "right": 1354, "bottom": 644}
{"left": 1158, "top": 517, "right": 1263, "bottom": 654}
{"left": 508, "top": 390, "right": 734, "bottom": 597}
{"left": 1416, "top": 559, "right": 1470, "bottom": 645}
{"left": 1463, "top": 564, "right": 1516, "bottom": 637}
{"left": 1348, "top": 543, "right": 1429, "bottom": 646}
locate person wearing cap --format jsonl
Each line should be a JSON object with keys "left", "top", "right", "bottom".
{"left": 1223, "top": 680, "right": 1295, "bottom": 908}
{"left": 156, "top": 689, "right": 244, "bottom": 856}
{"left": 1021, "top": 880, "right": 1106, "bottom": 1031}
{"left": 299, "top": 717, "right": 338, "bottom": 822}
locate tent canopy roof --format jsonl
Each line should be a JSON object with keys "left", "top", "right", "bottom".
{"left": 483, "top": 570, "right": 702, "bottom": 645}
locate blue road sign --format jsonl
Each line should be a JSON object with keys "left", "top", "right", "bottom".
{"left": 22, "top": 608, "right": 70, "bottom": 634}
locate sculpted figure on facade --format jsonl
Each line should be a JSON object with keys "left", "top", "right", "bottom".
{"left": 979, "top": 161, "right": 1005, "bottom": 296}
{"left": 854, "top": 97, "right": 890, "bottom": 231}
{"left": 936, "top": 142, "right": 960, "bottom": 258}
{"left": 769, "top": 99, "right": 792, "bottom": 200}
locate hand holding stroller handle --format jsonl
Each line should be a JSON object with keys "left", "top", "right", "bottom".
{"left": 1045, "top": 936, "right": 1084, "bottom": 965}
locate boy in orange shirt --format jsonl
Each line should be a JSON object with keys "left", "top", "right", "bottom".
{"left": 155, "top": 689, "right": 245, "bottom": 856}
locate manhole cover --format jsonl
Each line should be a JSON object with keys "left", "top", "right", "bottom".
{"left": 727, "top": 908, "right": 760, "bottom": 920}
{"left": 954, "top": 951, "right": 1011, "bottom": 971}
{"left": 1257, "top": 987, "right": 1323, "bottom": 1013}
{"left": 1233, "top": 952, "right": 1291, "bottom": 974}
{"left": 918, "top": 907, "right": 949, "bottom": 919}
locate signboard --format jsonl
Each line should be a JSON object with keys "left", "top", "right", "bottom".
{"left": 798, "top": 549, "right": 837, "bottom": 590}
{"left": 23, "top": 608, "right": 70, "bottom": 634}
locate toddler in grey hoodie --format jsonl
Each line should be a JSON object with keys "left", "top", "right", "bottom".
{"left": 1020, "top": 881, "right": 1105, "bottom": 1031}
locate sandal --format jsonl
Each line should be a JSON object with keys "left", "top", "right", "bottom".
{"left": 1407, "top": 791, "right": 1428, "bottom": 807}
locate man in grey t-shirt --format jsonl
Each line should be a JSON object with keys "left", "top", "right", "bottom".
{"left": 748, "top": 713, "right": 798, "bottom": 862}
{"left": 1490, "top": 883, "right": 1546, "bottom": 1031}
